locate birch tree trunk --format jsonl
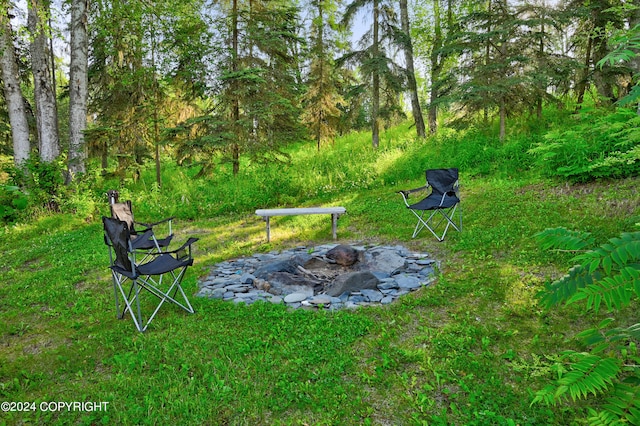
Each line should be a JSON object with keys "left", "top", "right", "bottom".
{"left": 68, "top": 0, "right": 88, "bottom": 178}
{"left": 28, "top": 0, "right": 60, "bottom": 162}
{"left": 0, "top": 7, "right": 30, "bottom": 166}
{"left": 399, "top": 0, "right": 426, "bottom": 138}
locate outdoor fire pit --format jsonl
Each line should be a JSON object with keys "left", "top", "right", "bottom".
{"left": 196, "top": 243, "right": 438, "bottom": 309}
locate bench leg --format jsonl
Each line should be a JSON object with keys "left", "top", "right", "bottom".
{"left": 265, "top": 216, "right": 271, "bottom": 242}
{"left": 331, "top": 214, "right": 338, "bottom": 240}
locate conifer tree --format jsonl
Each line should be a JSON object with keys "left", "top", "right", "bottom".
{"left": 341, "top": 0, "right": 404, "bottom": 148}
{"left": 301, "top": 0, "right": 346, "bottom": 150}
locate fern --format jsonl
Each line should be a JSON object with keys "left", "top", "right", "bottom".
{"left": 591, "top": 383, "right": 640, "bottom": 425}
{"left": 568, "top": 267, "right": 640, "bottom": 313}
{"left": 534, "top": 230, "right": 640, "bottom": 425}
{"left": 538, "top": 264, "right": 597, "bottom": 309}
{"left": 537, "top": 231, "right": 640, "bottom": 309}
{"left": 534, "top": 227, "right": 595, "bottom": 252}
{"left": 554, "top": 351, "right": 620, "bottom": 402}
{"left": 576, "top": 232, "right": 640, "bottom": 275}
{"left": 577, "top": 320, "right": 640, "bottom": 352}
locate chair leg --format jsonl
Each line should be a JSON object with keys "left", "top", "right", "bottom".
{"left": 112, "top": 276, "right": 121, "bottom": 319}
{"left": 111, "top": 268, "right": 195, "bottom": 332}
{"left": 410, "top": 210, "right": 428, "bottom": 238}
{"left": 409, "top": 204, "right": 461, "bottom": 241}
{"left": 140, "top": 269, "right": 195, "bottom": 314}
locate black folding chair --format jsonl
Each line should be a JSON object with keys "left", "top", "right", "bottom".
{"left": 107, "top": 190, "right": 173, "bottom": 252}
{"left": 398, "top": 168, "right": 462, "bottom": 241}
{"left": 103, "top": 216, "right": 197, "bottom": 332}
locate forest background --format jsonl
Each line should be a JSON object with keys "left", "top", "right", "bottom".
{"left": 1, "top": 0, "right": 640, "bottom": 424}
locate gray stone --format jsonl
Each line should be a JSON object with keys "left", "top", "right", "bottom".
{"left": 395, "top": 274, "right": 422, "bottom": 289}
{"left": 418, "top": 266, "right": 435, "bottom": 277}
{"left": 284, "top": 292, "right": 309, "bottom": 303}
{"left": 225, "top": 284, "right": 250, "bottom": 293}
{"left": 371, "top": 271, "right": 391, "bottom": 280}
{"left": 364, "top": 247, "right": 406, "bottom": 275}
{"left": 210, "top": 288, "right": 226, "bottom": 299}
{"left": 348, "top": 294, "right": 367, "bottom": 303}
{"left": 377, "top": 280, "right": 398, "bottom": 290}
{"left": 240, "top": 273, "right": 255, "bottom": 284}
{"left": 254, "top": 260, "right": 300, "bottom": 279}
{"left": 195, "top": 287, "right": 215, "bottom": 297}
{"left": 309, "top": 295, "right": 333, "bottom": 305}
{"left": 325, "top": 271, "right": 380, "bottom": 297}
{"left": 381, "top": 295, "right": 394, "bottom": 304}
{"left": 234, "top": 292, "right": 255, "bottom": 298}
{"left": 361, "top": 289, "right": 384, "bottom": 302}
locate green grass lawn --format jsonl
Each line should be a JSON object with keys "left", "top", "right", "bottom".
{"left": 1, "top": 125, "right": 638, "bottom": 425}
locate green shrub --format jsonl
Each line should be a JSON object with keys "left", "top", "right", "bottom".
{"left": 529, "top": 108, "right": 640, "bottom": 181}
{"left": 0, "top": 185, "right": 29, "bottom": 222}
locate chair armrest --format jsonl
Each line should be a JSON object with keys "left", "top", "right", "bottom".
{"left": 397, "top": 185, "right": 429, "bottom": 207}
{"left": 398, "top": 185, "right": 429, "bottom": 197}
{"left": 136, "top": 216, "right": 174, "bottom": 228}
{"left": 453, "top": 180, "right": 460, "bottom": 197}
{"left": 165, "top": 237, "right": 199, "bottom": 254}
{"left": 167, "top": 237, "right": 198, "bottom": 261}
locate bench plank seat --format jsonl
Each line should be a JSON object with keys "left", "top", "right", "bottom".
{"left": 255, "top": 207, "right": 346, "bottom": 242}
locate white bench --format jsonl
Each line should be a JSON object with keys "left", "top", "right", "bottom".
{"left": 255, "top": 207, "right": 346, "bottom": 242}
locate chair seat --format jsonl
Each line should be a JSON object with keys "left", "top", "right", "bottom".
{"left": 110, "top": 254, "right": 193, "bottom": 278}
{"left": 130, "top": 234, "right": 174, "bottom": 250}
{"left": 409, "top": 193, "right": 459, "bottom": 210}
{"left": 137, "top": 254, "right": 193, "bottom": 276}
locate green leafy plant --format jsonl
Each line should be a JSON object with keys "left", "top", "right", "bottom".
{"left": 0, "top": 185, "right": 29, "bottom": 222}
{"left": 528, "top": 109, "right": 640, "bottom": 182}
{"left": 533, "top": 228, "right": 640, "bottom": 425}
{"left": 598, "top": 23, "right": 640, "bottom": 106}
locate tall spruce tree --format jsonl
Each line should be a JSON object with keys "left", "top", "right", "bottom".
{"left": 341, "top": 0, "right": 404, "bottom": 148}
{"left": 171, "top": 0, "right": 304, "bottom": 176}
{"left": 456, "top": 0, "right": 529, "bottom": 140}
{"left": 301, "top": 0, "right": 346, "bottom": 150}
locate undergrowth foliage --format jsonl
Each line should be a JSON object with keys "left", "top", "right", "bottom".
{"left": 529, "top": 108, "right": 640, "bottom": 182}
{"left": 533, "top": 228, "right": 640, "bottom": 425}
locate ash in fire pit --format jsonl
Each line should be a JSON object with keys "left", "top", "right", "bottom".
{"left": 196, "top": 243, "right": 438, "bottom": 309}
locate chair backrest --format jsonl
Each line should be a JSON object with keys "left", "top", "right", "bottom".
{"left": 110, "top": 201, "right": 136, "bottom": 233}
{"left": 426, "top": 168, "right": 458, "bottom": 196}
{"left": 106, "top": 189, "right": 119, "bottom": 204}
{"left": 103, "top": 216, "right": 133, "bottom": 273}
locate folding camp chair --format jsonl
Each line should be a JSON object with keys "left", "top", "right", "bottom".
{"left": 103, "top": 216, "right": 197, "bottom": 332}
{"left": 106, "top": 190, "right": 174, "bottom": 252}
{"left": 398, "top": 168, "right": 462, "bottom": 241}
